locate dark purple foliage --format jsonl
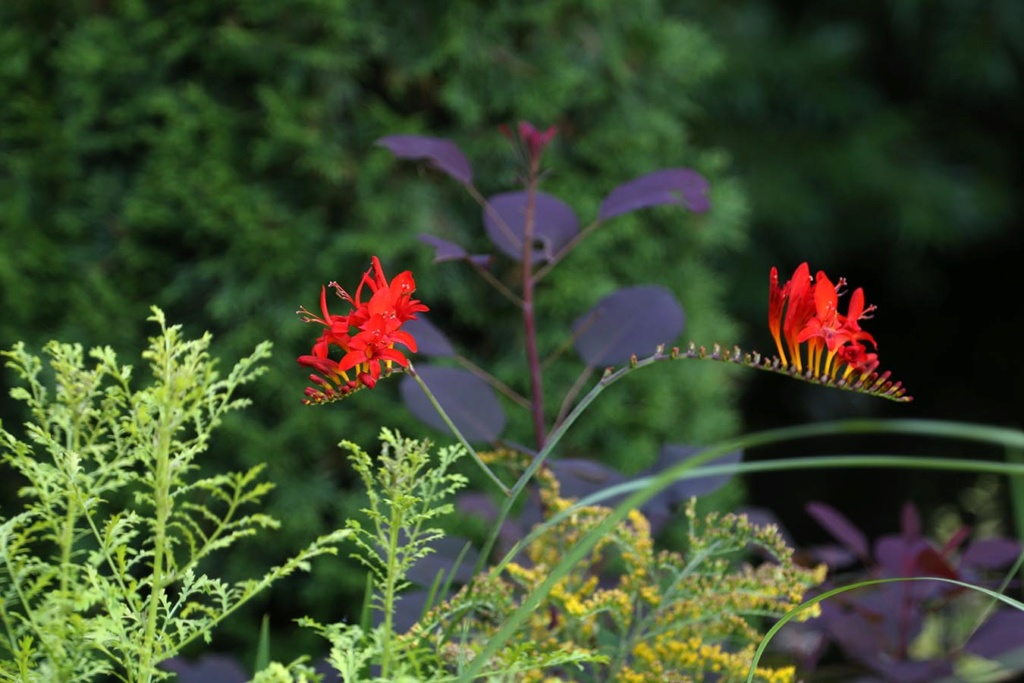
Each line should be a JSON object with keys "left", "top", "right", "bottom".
{"left": 482, "top": 191, "right": 579, "bottom": 263}
{"left": 638, "top": 446, "right": 742, "bottom": 532}
{"left": 598, "top": 168, "right": 711, "bottom": 220}
{"left": 549, "top": 459, "right": 625, "bottom": 501}
{"left": 373, "top": 588, "right": 432, "bottom": 633}
{"left": 164, "top": 655, "right": 340, "bottom": 683}
{"left": 418, "top": 234, "right": 492, "bottom": 266}
{"left": 456, "top": 491, "right": 528, "bottom": 559}
{"left": 571, "top": 285, "right": 685, "bottom": 366}
{"left": 401, "top": 315, "right": 455, "bottom": 357}
{"left": 795, "top": 501, "right": 1024, "bottom": 681}
{"left": 162, "top": 655, "right": 247, "bottom": 683}
{"left": 655, "top": 444, "right": 742, "bottom": 500}
{"left": 965, "top": 609, "right": 1024, "bottom": 659}
{"left": 376, "top": 135, "right": 473, "bottom": 184}
{"left": 405, "top": 535, "right": 480, "bottom": 586}
{"left": 400, "top": 365, "right": 505, "bottom": 442}
{"left": 960, "top": 537, "right": 1024, "bottom": 569}
{"left": 867, "top": 658, "right": 953, "bottom": 683}
{"left": 806, "top": 502, "right": 870, "bottom": 561}
{"left": 807, "top": 544, "right": 858, "bottom": 569}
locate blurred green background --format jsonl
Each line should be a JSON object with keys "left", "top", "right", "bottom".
{"left": 2, "top": 0, "right": 1021, "bottom": 667}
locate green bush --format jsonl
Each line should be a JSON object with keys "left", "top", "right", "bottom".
{"left": 0, "top": 0, "right": 746, "bottom": 660}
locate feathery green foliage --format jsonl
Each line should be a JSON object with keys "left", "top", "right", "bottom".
{"left": 342, "top": 429, "right": 468, "bottom": 678}
{"left": 0, "top": 309, "right": 347, "bottom": 682}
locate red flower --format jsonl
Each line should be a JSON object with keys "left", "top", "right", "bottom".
{"left": 297, "top": 256, "right": 428, "bottom": 403}
{"left": 501, "top": 121, "right": 557, "bottom": 167}
{"left": 517, "top": 121, "right": 557, "bottom": 160}
{"left": 769, "top": 262, "right": 816, "bottom": 372}
{"left": 769, "top": 263, "right": 879, "bottom": 381}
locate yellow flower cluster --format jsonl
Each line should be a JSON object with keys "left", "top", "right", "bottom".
{"left": 622, "top": 637, "right": 797, "bottom": 683}
{"left": 411, "top": 452, "right": 825, "bottom": 682}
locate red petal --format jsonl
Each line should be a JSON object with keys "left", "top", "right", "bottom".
{"left": 813, "top": 271, "right": 838, "bottom": 321}
{"left": 319, "top": 285, "right": 331, "bottom": 322}
{"left": 390, "top": 329, "right": 418, "bottom": 353}
{"left": 376, "top": 347, "right": 410, "bottom": 366}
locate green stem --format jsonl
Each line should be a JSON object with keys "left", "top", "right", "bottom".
{"left": 468, "top": 257, "right": 523, "bottom": 306}
{"left": 138, "top": 354, "right": 176, "bottom": 682}
{"left": 380, "top": 497, "right": 403, "bottom": 677}
{"left": 55, "top": 417, "right": 84, "bottom": 679}
{"left": 1008, "top": 445, "right": 1024, "bottom": 588}
{"left": 475, "top": 360, "right": 629, "bottom": 575}
{"left": 2, "top": 543, "right": 60, "bottom": 669}
{"left": 139, "top": 441, "right": 170, "bottom": 682}
{"left": 408, "top": 363, "right": 510, "bottom": 496}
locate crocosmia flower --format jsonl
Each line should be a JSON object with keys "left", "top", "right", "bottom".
{"left": 297, "top": 256, "right": 428, "bottom": 403}
{"left": 769, "top": 262, "right": 885, "bottom": 384}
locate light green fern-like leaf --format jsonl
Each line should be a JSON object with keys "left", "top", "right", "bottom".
{"left": 0, "top": 308, "right": 346, "bottom": 682}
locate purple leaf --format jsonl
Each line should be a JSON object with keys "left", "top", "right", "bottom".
{"left": 162, "top": 655, "right": 248, "bottom": 683}
{"left": 483, "top": 191, "right": 579, "bottom": 263}
{"left": 418, "top": 234, "right": 467, "bottom": 262}
{"left": 654, "top": 444, "right": 743, "bottom": 501}
{"left": 456, "top": 491, "right": 499, "bottom": 521}
{"left": 807, "top": 502, "right": 870, "bottom": 561}
{"left": 406, "top": 536, "right": 480, "bottom": 585}
{"left": 874, "top": 535, "right": 929, "bottom": 577}
{"left": 376, "top": 135, "right": 473, "bottom": 184}
{"left": 960, "top": 537, "right": 1023, "bottom": 569}
{"left": 401, "top": 315, "right": 455, "bottom": 357}
{"left": 874, "top": 536, "right": 955, "bottom": 604}
{"left": 418, "top": 234, "right": 492, "bottom": 266}
{"left": 820, "top": 601, "right": 889, "bottom": 661}
{"left": 598, "top": 168, "right": 711, "bottom": 220}
{"left": 550, "top": 459, "right": 626, "bottom": 502}
{"left": 400, "top": 366, "right": 505, "bottom": 443}
{"left": 867, "top": 659, "right": 952, "bottom": 683}
{"left": 571, "top": 285, "right": 685, "bottom": 366}
{"left": 966, "top": 609, "right": 1024, "bottom": 658}
{"left": 808, "top": 543, "right": 858, "bottom": 569}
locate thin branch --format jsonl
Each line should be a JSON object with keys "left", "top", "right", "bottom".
{"left": 551, "top": 365, "right": 595, "bottom": 433}
{"left": 455, "top": 355, "right": 531, "bottom": 410}
{"left": 520, "top": 168, "right": 546, "bottom": 450}
{"left": 533, "top": 218, "right": 604, "bottom": 283}
{"left": 466, "top": 184, "right": 522, "bottom": 253}
{"left": 466, "top": 258, "right": 522, "bottom": 307}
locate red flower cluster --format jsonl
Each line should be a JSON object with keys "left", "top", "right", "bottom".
{"left": 769, "top": 262, "right": 879, "bottom": 381}
{"left": 297, "top": 256, "right": 428, "bottom": 403}
{"left": 500, "top": 120, "right": 557, "bottom": 167}
{"left": 517, "top": 121, "right": 557, "bottom": 160}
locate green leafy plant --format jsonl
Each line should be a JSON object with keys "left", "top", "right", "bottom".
{"left": 339, "top": 428, "right": 469, "bottom": 679}
{"left": 0, "top": 309, "right": 347, "bottom": 682}
{"left": 411, "top": 454, "right": 825, "bottom": 683}
{"left": 254, "top": 442, "right": 822, "bottom": 682}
